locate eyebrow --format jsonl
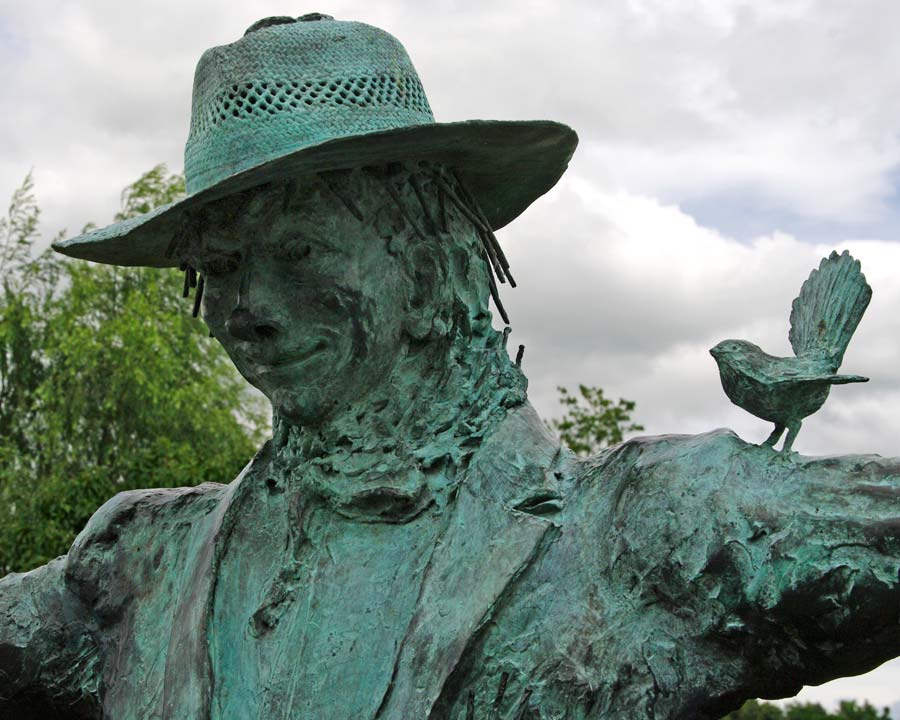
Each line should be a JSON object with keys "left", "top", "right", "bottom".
{"left": 197, "top": 231, "right": 243, "bottom": 255}
{"left": 263, "top": 227, "right": 349, "bottom": 254}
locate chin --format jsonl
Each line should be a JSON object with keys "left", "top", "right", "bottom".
{"left": 270, "top": 385, "right": 339, "bottom": 428}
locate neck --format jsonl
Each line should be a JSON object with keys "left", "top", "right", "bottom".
{"left": 268, "top": 325, "right": 528, "bottom": 519}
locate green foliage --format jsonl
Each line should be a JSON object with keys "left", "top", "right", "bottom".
{"left": 550, "top": 384, "right": 643, "bottom": 456}
{"left": 724, "top": 700, "right": 787, "bottom": 720}
{"left": 0, "top": 170, "right": 40, "bottom": 281}
{"left": 722, "top": 699, "right": 891, "bottom": 720}
{"left": 115, "top": 163, "right": 185, "bottom": 222}
{"left": 0, "top": 165, "right": 267, "bottom": 574}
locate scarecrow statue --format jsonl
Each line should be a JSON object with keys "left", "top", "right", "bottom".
{"left": 4, "top": 15, "right": 900, "bottom": 720}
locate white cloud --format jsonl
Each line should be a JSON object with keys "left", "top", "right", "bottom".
{"left": 503, "top": 177, "right": 900, "bottom": 457}
{"left": 5, "top": 0, "right": 900, "bottom": 234}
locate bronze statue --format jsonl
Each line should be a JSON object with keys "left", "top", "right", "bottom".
{"left": 3, "top": 14, "right": 900, "bottom": 720}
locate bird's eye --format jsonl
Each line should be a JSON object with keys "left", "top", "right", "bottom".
{"left": 278, "top": 242, "right": 312, "bottom": 262}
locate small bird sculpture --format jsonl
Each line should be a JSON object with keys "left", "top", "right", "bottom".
{"left": 710, "top": 250, "right": 871, "bottom": 452}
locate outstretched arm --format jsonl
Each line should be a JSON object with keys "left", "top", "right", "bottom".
{"left": 0, "top": 557, "right": 100, "bottom": 718}
{"left": 593, "top": 429, "right": 900, "bottom": 719}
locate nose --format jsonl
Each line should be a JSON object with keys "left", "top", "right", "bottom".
{"left": 226, "top": 308, "right": 281, "bottom": 342}
{"left": 224, "top": 263, "right": 282, "bottom": 342}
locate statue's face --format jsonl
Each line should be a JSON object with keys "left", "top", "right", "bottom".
{"left": 192, "top": 179, "right": 407, "bottom": 426}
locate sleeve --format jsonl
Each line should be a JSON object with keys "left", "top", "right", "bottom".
{"left": 0, "top": 556, "right": 101, "bottom": 719}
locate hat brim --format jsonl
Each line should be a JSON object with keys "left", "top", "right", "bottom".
{"left": 52, "top": 119, "right": 577, "bottom": 268}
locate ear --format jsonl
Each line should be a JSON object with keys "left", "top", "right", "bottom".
{"left": 402, "top": 245, "right": 446, "bottom": 340}
{"left": 375, "top": 203, "right": 407, "bottom": 243}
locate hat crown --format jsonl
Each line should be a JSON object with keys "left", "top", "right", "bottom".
{"left": 184, "top": 17, "right": 434, "bottom": 194}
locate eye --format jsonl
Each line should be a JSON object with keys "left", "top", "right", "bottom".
{"left": 201, "top": 253, "right": 241, "bottom": 276}
{"left": 277, "top": 242, "right": 312, "bottom": 262}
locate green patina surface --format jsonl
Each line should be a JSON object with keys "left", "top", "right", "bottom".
{"left": 711, "top": 251, "right": 872, "bottom": 452}
{"left": 3, "top": 14, "right": 900, "bottom": 720}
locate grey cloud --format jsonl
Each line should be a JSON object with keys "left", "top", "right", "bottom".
{"left": 7, "top": 0, "right": 900, "bottom": 235}
{"left": 497, "top": 179, "right": 900, "bottom": 458}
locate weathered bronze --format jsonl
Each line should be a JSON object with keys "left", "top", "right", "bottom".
{"left": 3, "top": 14, "right": 900, "bottom": 720}
{"left": 711, "top": 250, "right": 871, "bottom": 452}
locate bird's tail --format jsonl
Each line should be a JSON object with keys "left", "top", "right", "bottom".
{"left": 829, "top": 374, "right": 869, "bottom": 385}
{"left": 788, "top": 250, "right": 871, "bottom": 370}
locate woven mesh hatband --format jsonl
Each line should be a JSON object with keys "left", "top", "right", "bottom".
{"left": 186, "top": 17, "right": 434, "bottom": 195}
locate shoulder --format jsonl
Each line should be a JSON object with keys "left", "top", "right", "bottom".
{"left": 0, "top": 482, "right": 229, "bottom": 715}
{"left": 0, "top": 557, "right": 102, "bottom": 716}
{"left": 64, "top": 482, "right": 229, "bottom": 621}
{"left": 70, "top": 482, "right": 227, "bottom": 549}
{"left": 459, "top": 431, "right": 752, "bottom": 710}
{"left": 563, "top": 429, "right": 750, "bottom": 524}
{"left": 574, "top": 429, "right": 747, "bottom": 490}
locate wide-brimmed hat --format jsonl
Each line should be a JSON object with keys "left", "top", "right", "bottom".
{"left": 52, "top": 14, "right": 578, "bottom": 268}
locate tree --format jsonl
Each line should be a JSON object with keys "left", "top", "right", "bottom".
{"left": 550, "top": 383, "right": 644, "bottom": 456}
{"left": 0, "top": 165, "right": 268, "bottom": 574}
{"left": 784, "top": 703, "right": 831, "bottom": 720}
{"left": 829, "top": 700, "right": 891, "bottom": 720}
{"left": 724, "top": 699, "right": 785, "bottom": 720}
{"left": 114, "top": 163, "right": 185, "bottom": 221}
{"left": 722, "top": 699, "right": 891, "bottom": 719}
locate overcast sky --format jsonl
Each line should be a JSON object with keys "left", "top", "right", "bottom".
{"left": 4, "top": 0, "right": 900, "bottom": 712}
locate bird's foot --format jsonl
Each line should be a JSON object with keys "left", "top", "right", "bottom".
{"left": 780, "top": 421, "right": 802, "bottom": 453}
{"left": 762, "top": 425, "right": 786, "bottom": 448}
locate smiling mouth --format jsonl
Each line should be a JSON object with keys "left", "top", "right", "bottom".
{"left": 247, "top": 339, "right": 329, "bottom": 375}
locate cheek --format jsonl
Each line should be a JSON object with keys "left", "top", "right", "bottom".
{"left": 199, "top": 277, "right": 236, "bottom": 329}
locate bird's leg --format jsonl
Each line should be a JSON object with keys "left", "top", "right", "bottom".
{"left": 781, "top": 420, "right": 802, "bottom": 453}
{"left": 762, "top": 424, "right": 785, "bottom": 448}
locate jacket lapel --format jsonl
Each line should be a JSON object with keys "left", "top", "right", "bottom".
{"left": 160, "top": 444, "right": 271, "bottom": 718}
{"left": 374, "top": 405, "right": 563, "bottom": 718}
